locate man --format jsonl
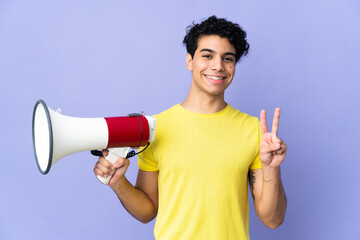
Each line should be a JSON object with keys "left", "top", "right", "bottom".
{"left": 94, "top": 16, "right": 287, "bottom": 239}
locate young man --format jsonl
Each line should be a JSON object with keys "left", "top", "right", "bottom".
{"left": 94, "top": 16, "right": 287, "bottom": 239}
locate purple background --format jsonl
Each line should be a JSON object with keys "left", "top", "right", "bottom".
{"left": 1, "top": 0, "right": 359, "bottom": 239}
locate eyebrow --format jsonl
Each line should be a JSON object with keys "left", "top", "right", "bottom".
{"left": 199, "top": 48, "right": 236, "bottom": 57}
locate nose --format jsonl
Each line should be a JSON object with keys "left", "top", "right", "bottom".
{"left": 211, "top": 57, "right": 225, "bottom": 71}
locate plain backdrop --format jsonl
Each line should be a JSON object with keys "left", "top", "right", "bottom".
{"left": 1, "top": 0, "right": 359, "bottom": 239}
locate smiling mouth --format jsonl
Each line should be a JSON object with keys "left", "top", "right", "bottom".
{"left": 204, "top": 74, "right": 226, "bottom": 80}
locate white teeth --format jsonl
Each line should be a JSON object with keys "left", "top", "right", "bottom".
{"left": 206, "top": 75, "right": 224, "bottom": 80}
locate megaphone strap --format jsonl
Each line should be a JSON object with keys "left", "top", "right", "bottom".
{"left": 125, "top": 142, "right": 150, "bottom": 159}
{"left": 90, "top": 142, "right": 150, "bottom": 159}
{"left": 133, "top": 115, "right": 143, "bottom": 149}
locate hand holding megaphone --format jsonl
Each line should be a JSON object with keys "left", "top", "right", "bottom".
{"left": 92, "top": 148, "right": 129, "bottom": 184}
{"left": 94, "top": 149, "right": 131, "bottom": 186}
{"left": 32, "top": 100, "right": 156, "bottom": 185}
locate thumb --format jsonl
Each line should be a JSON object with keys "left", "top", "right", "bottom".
{"left": 261, "top": 142, "right": 281, "bottom": 153}
{"left": 112, "top": 158, "right": 130, "bottom": 175}
{"left": 102, "top": 149, "right": 109, "bottom": 157}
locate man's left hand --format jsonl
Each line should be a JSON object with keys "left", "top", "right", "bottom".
{"left": 259, "top": 108, "right": 287, "bottom": 169}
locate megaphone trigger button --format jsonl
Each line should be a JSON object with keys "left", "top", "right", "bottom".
{"left": 91, "top": 150, "right": 103, "bottom": 157}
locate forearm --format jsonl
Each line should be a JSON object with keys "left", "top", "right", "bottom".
{"left": 111, "top": 177, "right": 157, "bottom": 223}
{"left": 257, "top": 167, "right": 287, "bottom": 229}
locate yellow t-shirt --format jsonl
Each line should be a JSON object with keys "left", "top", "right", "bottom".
{"left": 138, "top": 104, "right": 262, "bottom": 240}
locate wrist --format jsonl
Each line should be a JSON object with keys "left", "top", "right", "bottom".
{"left": 262, "top": 165, "right": 281, "bottom": 180}
{"left": 110, "top": 176, "right": 128, "bottom": 194}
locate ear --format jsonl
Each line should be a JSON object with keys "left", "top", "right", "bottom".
{"left": 186, "top": 53, "right": 193, "bottom": 71}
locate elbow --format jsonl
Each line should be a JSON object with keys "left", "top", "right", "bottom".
{"left": 256, "top": 207, "right": 286, "bottom": 229}
{"left": 139, "top": 216, "right": 155, "bottom": 224}
{"left": 139, "top": 219, "right": 151, "bottom": 224}
{"left": 132, "top": 201, "right": 157, "bottom": 224}
{"left": 266, "top": 224, "right": 280, "bottom": 230}
{"left": 137, "top": 211, "right": 157, "bottom": 224}
{"left": 264, "top": 217, "right": 285, "bottom": 229}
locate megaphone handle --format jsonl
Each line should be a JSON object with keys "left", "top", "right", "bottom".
{"left": 96, "top": 147, "right": 130, "bottom": 185}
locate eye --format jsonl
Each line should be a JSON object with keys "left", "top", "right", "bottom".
{"left": 224, "top": 57, "right": 235, "bottom": 62}
{"left": 203, "top": 54, "right": 212, "bottom": 59}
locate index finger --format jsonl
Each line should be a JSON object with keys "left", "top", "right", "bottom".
{"left": 260, "top": 109, "right": 268, "bottom": 134}
{"left": 271, "top": 108, "right": 281, "bottom": 137}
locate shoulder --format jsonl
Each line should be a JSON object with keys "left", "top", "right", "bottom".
{"left": 227, "top": 105, "right": 259, "bottom": 125}
{"left": 152, "top": 104, "right": 182, "bottom": 121}
{"left": 149, "top": 104, "right": 183, "bottom": 135}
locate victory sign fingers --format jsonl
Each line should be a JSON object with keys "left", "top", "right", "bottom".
{"left": 259, "top": 108, "right": 287, "bottom": 168}
{"left": 260, "top": 108, "right": 281, "bottom": 138}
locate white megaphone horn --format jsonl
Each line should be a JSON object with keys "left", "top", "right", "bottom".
{"left": 32, "top": 100, "right": 156, "bottom": 184}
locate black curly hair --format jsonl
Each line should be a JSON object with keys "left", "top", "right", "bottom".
{"left": 183, "top": 16, "right": 250, "bottom": 63}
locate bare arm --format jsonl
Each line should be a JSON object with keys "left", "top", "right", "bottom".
{"left": 249, "top": 108, "right": 287, "bottom": 229}
{"left": 94, "top": 151, "right": 158, "bottom": 223}
{"left": 249, "top": 168, "right": 286, "bottom": 229}
{"left": 112, "top": 169, "right": 158, "bottom": 223}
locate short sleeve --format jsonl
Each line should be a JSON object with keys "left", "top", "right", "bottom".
{"left": 249, "top": 120, "right": 263, "bottom": 170}
{"left": 137, "top": 144, "right": 159, "bottom": 171}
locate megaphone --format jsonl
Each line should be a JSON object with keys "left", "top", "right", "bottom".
{"left": 32, "top": 100, "right": 156, "bottom": 184}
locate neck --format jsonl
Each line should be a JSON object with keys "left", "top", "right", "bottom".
{"left": 181, "top": 85, "right": 227, "bottom": 114}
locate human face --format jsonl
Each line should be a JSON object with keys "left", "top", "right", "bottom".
{"left": 186, "top": 35, "right": 236, "bottom": 98}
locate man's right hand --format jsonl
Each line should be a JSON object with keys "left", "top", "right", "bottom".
{"left": 93, "top": 149, "right": 130, "bottom": 188}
